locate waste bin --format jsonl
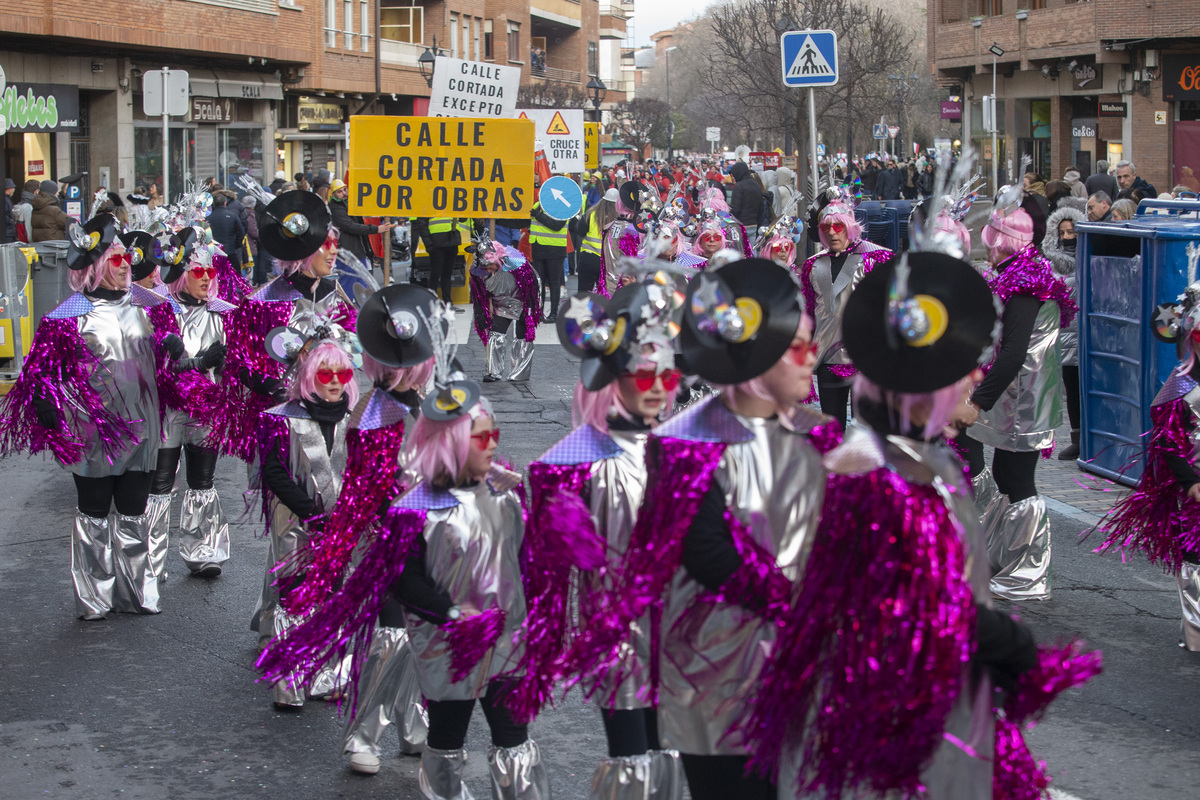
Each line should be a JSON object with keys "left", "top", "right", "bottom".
{"left": 1076, "top": 199, "right": 1200, "bottom": 485}
{"left": 31, "top": 240, "right": 71, "bottom": 327}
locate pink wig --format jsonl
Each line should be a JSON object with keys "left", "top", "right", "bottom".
{"left": 69, "top": 242, "right": 131, "bottom": 293}
{"left": 981, "top": 207, "right": 1032, "bottom": 262}
{"left": 700, "top": 188, "right": 730, "bottom": 214}
{"left": 853, "top": 372, "right": 975, "bottom": 441}
{"left": 615, "top": 195, "right": 635, "bottom": 219}
{"left": 571, "top": 375, "right": 679, "bottom": 433}
{"left": 405, "top": 400, "right": 494, "bottom": 485}
{"left": 288, "top": 340, "right": 360, "bottom": 408}
{"left": 713, "top": 313, "right": 814, "bottom": 403}
{"left": 362, "top": 352, "right": 435, "bottom": 393}
{"left": 759, "top": 235, "right": 796, "bottom": 267}
{"left": 816, "top": 210, "right": 863, "bottom": 249}
{"left": 690, "top": 226, "right": 727, "bottom": 256}
{"left": 277, "top": 227, "right": 340, "bottom": 276}
{"left": 167, "top": 254, "right": 221, "bottom": 300}
{"left": 934, "top": 213, "right": 972, "bottom": 257}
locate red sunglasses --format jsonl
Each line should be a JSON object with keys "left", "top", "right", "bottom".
{"left": 787, "top": 340, "right": 819, "bottom": 364}
{"left": 112, "top": 252, "right": 133, "bottom": 266}
{"left": 316, "top": 368, "right": 354, "bottom": 385}
{"left": 819, "top": 221, "right": 846, "bottom": 234}
{"left": 471, "top": 429, "right": 501, "bottom": 449}
{"left": 189, "top": 266, "right": 218, "bottom": 279}
{"left": 631, "top": 369, "right": 681, "bottom": 392}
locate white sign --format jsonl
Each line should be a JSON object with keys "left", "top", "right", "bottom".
{"left": 429, "top": 56, "right": 521, "bottom": 118}
{"left": 780, "top": 30, "right": 839, "bottom": 87}
{"left": 705, "top": 126, "right": 721, "bottom": 142}
{"left": 887, "top": 126, "right": 900, "bottom": 139}
{"left": 872, "top": 123, "right": 887, "bottom": 139}
{"left": 143, "top": 68, "right": 189, "bottom": 117}
{"left": 516, "top": 108, "right": 585, "bottom": 173}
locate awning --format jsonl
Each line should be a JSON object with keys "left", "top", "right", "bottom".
{"left": 189, "top": 73, "right": 220, "bottom": 97}
{"left": 276, "top": 129, "right": 345, "bottom": 142}
{"left": 212, "top": 70, "right": 284, "bottom": 101}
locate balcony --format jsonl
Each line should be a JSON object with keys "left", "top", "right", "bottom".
{"left": 380, "top": 39, "right": 423, "bottom": 68}
{"left": 530, "top": 65, "right": 581, "bottom": 84}
{"left": 600, "top": 3, "right": 627, "bottom": 40}
{"left": 530, "top": 0, "right": 582, "bottom": 29}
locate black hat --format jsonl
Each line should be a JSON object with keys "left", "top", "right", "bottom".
{"left": 558, "top": 291, "right": 631, "bottom": 391}
{"left": 843, "top": 251, "right": 1000, "bottom": 394}
{"left": 117, "top": 230, "right": 159, "bottom": 281}
{"left": 619, "top": 180, "right": 643, "bottom": 213}
{"left": 259, "top": 190, "right": 332, "bottom": 262}
{"left": 66, "top": 215, "right": 119, "bottom": 271}
{"left": 126, "top": 193, "right": 151, "bottom": 205}
{"left": 679, "top": 258, "right": 803, "bottom": 384}
{"left": 421, "top": 379, "right": 485, "bottom": 422}
{"left": 357, "top": 284, "right": 443, "bottom": 368}
{"left": 156, "top": 227, "right": 198, "bottom": 284}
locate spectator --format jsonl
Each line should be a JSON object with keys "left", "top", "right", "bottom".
{"left": 294, "top": 172, "right": 311, "bottom": 192}
{"left": 875, "top": 160, "right": 902, "bottom": 200}
{"left": 751, "top": 171, "right": 773, "bottom": 229}
{"left": 328, "top": 178, "right": 392, "bottom": 271}
{"left": 1044, "top": 180, "right": 1072, "bottom": 214}
{"left": 30, "top": 179, "right": 69, "bottom": 242}
{"left": 1087, "top": 191, "right": 1113, "bottom": 222}
{"left": 2, "top": 178, "right": 15, "bottom": 244}
{"left": 1110, "top": 198, "right": 1137, "bottom": 221}
{"left": 1115, "top": 160, "right": 1156, "bottom": 198}
{"left": 241, "top": 195, "right": 265, "bottom": 285}
{"left": 207, "top": 192, "right": 246, "bottom": 272}
{"left": 728, "top": 161, "right": 760, "bottom": 228}
{"left": 773, "top": 166, "right": 797, "bottom": 216}
{"left": 902, "top": 163, "right": 919, "bottom": 200}
{"left": 13, "top": 179, "right": 37, "bottom": 243}
{"left": 861, "top": 158, "right": 880, "bottom": 198}
{"left": 917, "top": 162, "right": 935, "bottom": 198}
{"left": 269, "top": 170, "right": 287, "bottom": 194}
{"left": 1062, "top": 168, "right": 1089, "bottom": 199}
{"left": 1085, "top": 159, "right": 1118, "bottom": 201}
{"left": 310, "top": 170, "right": 331, "bottom": 204}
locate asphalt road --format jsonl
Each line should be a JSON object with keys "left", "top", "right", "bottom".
{"left": 2, "top": 301, "right": 1198, "bottom": 799}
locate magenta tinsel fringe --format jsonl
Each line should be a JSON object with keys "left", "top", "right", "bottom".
{"left": 447, "top": 607, "right": 507, "bottom": 684}
{"left": 827, "top": 363, "right": 857, "bottom": 379}
{"left": 708, "top": 510, "right": 792, "bottom": 621}
{"left": 469, "top": 270, "right": 491, "bottom": 345}
{"left": 0, "top": 317, "right": 140, "bottom": 465}
{"left": 257, "top": 505, "right": 425, "bottom": 718}
{"left": 990, "top": 244, "right": 1078, "bottom": 328}
{"left": 561, "top": 436, "right": 726, "bottom": 706}
{"left": 282, "top": 419, "right": 407, "bottom": 616}
{"left": 146, "top": 302, "right": 220, "bottom": 427}
{"left": 205, "top": 296, "right": 293, "bottom": 460}
{"left": 737, "top": 223, "right": 753, "bottom": 258}
{"left": 213, "top": 252, "right": 251, "bottom": 305}
{"left": 596, "top": 247, "right": 611, "bottom": 298}
{"left": 513, "top": 263, "right": 541, "bottom": 343}
{"left": 806, "top": 420, "right": 844, "bottom": 455}
{"left": 993, "top": 718, "right": 1051, "bottom": 800}
{"left": 740, "top": 469, "right": 974, "bottom": 797}
{"left": 618, "top": 227, "right": 640, "bottom": 259}
{"left": 1094, "top": 396, "right": 1200, "bottom": 572}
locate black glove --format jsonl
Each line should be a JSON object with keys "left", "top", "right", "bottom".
{"left": 32, "top": 394, "right": 59, "bottom": 429}
{"left": 197, "top": 342, "right": 226, "bottom": 372}
{"left": 976, "top": 605, "right": 1038, "bottom": 693}
{"left": 161, "top": 334, "right": 185, "bottom": 360}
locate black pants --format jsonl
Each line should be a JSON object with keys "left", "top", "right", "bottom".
{"left": 425, "top": 679, "right": 528, "bottom": 750}
{"left": 600, "top": 707, "right": 661, "bottom": 758}
{"left": 150, "top": 445, "right": 219, "bottom": 494}
{"left": 960, "top": 434, "right": 1041, "bottom": 503}
{"left": 490, "top": 315, "right": 526, "bottom": 337}
{"left": 578, "top": 252, "right": 602, "bottom": 294}
{"left": 1062, "top": 364, "right": 1080, "bottom": 431}
{"left": 532, "top": 256, "right": 564, "bottom": 317}
{"left": 816, "top": 366, "right": 852, "bottom": 426}
{"left": 428, "top": 246, "right": 455, "bottom": 303}
{"left": 253, "top": 250, "right": 271, "bottom": 285}
{"left": 680, "top": 754, "right": 775, "bottom": 800}
{"left": 73, "top": 471, "right": 153, "bottom": 519}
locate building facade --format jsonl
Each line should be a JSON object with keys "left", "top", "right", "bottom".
{"left": 928, "top": 0, "right": 1200, "bottom": 195}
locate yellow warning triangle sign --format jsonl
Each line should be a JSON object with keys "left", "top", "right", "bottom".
{"left": 517, "top": 111, "right": 529, "bottom": 119}
{"left": 546, "top": 111, "right": 571, "bottom": 135}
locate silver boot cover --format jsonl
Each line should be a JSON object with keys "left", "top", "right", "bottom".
{"left": 72, "top": 511, "right": 115, "bottom": 618}
{"left": 145, "top": 492, "right": 173, "bottom": 583}
{"left": 270, "top": 609, "right": 307, "bottom": 707}
{"left": 112, "top": 511, "right": 162, "bottom": 614}
{"left": 309, "top": 650, "right": 354, "bottom": 701}
{"left": 647, "top": 750, "right": 683, "bottom": 800}
{"left": 420, "top": 746, "right": 476, "bottom": 800}
{"left": 489, "top": 739, "right": 551, "bottom": 800}
{"left": 972, "top": 466, "right": 1009, "bottom": 544}
{"left": 343, "top": 625, "right": 429, "bottom": 756}
{"left": 590, "top": 750, "right": 683, "bottom": 800}
{"left": 988, "top": 494, "right": 1051, "bottom": 601}
{"left": 178, "top": 488, "right": 231, "bottom": 571}
{"left": 1178, "top": 562, "right": 1200, "bottom": 651}
{"left": 485, "top": 329, "right": 506, "bottom": 381}
{"left": 509, "top": 337, "right": 534, "bottom": 382}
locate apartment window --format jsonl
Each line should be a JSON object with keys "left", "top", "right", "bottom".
{"left": 464, "top": 16, "right": 473, "bottom": 60}
{"left": 507, "top": 21, "right": 521, "bottom": 62}
{"left": 484, "top": 19, "right": 494, "bottom": 60}
{"left": 588, "top": 41, "right": 599, "bottom": 76}
{"left": 474, "top": 18, "right": 481, "bottom": 62}
{"left": 325, "top": 0, "right": 370, "bottom": 51}
{"left": 985, "top": 0, "right": 1002, "bottom": 15}
{"left": 381, "top": 0, "right": 424, "bottom": 44}
{"left": 1029, "top": 0, "right": 1046, "bottom": 7}
{"left": 450, "top": 13, "right": 459, "bottom": 58}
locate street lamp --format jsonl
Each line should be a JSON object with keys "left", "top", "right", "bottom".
{"left": 418, "top": 37, "right": 444, "bottom": 88}
{"left": 586, "top": 77, "right": 607, "bottom": 123}
{"left": 664, "top": 46, "right": 677, "bottom": 162}
{"left": 988, "top": 43, "right": 1005, "bottom": 194}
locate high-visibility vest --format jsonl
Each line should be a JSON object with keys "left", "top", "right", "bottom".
{"left": 529, "top": 211, "right": 567, "bottom": 247}
{"left": 428, "top": 217, "right": 453, "bottom": 235}
{"left": 581, "top": 213, "right": 602, "bottom": 256}
{"left": 455, "top": 220, "right": 473, "bottom": 245}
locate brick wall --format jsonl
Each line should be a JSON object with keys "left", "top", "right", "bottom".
{"left": 1095, "top": 0, "right": 1200, "bottom": 41}
{"left": 1129, "top": 89, "right": 1171, "bottom": 195}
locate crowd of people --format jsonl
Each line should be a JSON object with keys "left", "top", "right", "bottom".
{"left": 13, "top": 144, "right": 1200, "bottom": 800}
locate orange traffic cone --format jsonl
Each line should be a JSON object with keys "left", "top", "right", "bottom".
{"left": 534, "top": 149, "right": 552, "bottom": 186}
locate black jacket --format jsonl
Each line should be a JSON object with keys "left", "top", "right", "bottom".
{"left": 1084, "top": 171, "right": 1118, "bottom": 202}
{"left": 412, "top": 217, "right": 460, "bottom": 252}
{"left": 529, "top": 204, "right": 567, "bottom": 259}
{"left": 728, "top": 162, "right": 760, "bottom": 228}
{"left": 329, "top": 197, "right": 379, "bottom": 261}
{"left": 2, "top": 194, "right": 13, "bottom": 244}
{"left": 207, "top": 204, "right": 246, "bottom": 270}
{"left": 875, "top": 168, "right": 902, "bottom": 200}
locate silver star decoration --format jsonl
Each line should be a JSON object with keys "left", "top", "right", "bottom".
{"left": 694, "top": 275, "right": 722, "bottom": 310}
{"left": 566, "top": 295, "right": 593, "bottom": 324}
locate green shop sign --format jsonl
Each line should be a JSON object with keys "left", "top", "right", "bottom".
{"left": 0, "top": 64, "right": 80, "bottom": 135}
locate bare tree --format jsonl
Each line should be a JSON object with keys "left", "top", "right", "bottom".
{"left": 610, "top": 98, "right": 670, "bottom": 157}
{"left": 517, "top": 82, "right": 590, "bottom": 109}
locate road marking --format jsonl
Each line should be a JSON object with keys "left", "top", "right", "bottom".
{"left": 1043, "top": 495, "right": 1103, "bottom": 527}
{"left": 1049, "top": 790, "right": 1085, "bottom": 800}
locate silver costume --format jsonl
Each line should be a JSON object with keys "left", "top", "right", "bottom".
{"left": 483, "top": 269, "right": 534, "bottom": 382}
{"left": 342, "top": 624, "right": 429, "bottom": 757}
{"left": 1179, "top": 563, "right": 1200, "bottom": 651}
{"left": 655, "top": 397, "right": 826, "bottom": 756}
{"left": 61, "top": 291, "right": 162, "bottom": 618}
{"left": 603, "top": 219, "right": 633, "bottom": 291}
{"left": 804, "top": 241, "right": 891, "bottom": 369}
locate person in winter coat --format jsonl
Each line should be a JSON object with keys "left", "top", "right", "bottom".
{"left": 773, "top": 166, "right": 798, "bottom": 216}
{"left": 269, "top": 171, "right": 287, "bottom": 195}
{"left": 917, "top": 163, "right": 935, "bottom": 198}
{"left": 242, "top": 196, "right": 265, "bottom": 284}
{"left": 329, "top": 179, "right": 392, "bottom": 268}
{"left": 412, "top": 217, "right": 462, "bottom": 307}
{"left": 875, "top": 162, "right": 902, "bottom": 201}
{"left": 30, "top": 180, "right": 69, "bottom": 242}
{"left": 13, "top": 180, "right": 38, "bottom": 243}
{"left": 207, "top": 193, "right": 246, "bottom": 273}
{"left": 1062, "top": 168, "right": 1089, "bottom": 199}
{"left": 861, "top": 159, "right": 880, "bottom": 198}
{"left": 1042, "top": 205, "right": 1085, "bottom": 461}
{"left": 1085, "top": 160, "right": 1118, "bottom": 202}
{"left": 728, "top": 162, "right": 761, "bottom": 228}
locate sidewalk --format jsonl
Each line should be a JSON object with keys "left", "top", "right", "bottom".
{"left": 1038, "top": 423, "right": 1128, "bottom": 523}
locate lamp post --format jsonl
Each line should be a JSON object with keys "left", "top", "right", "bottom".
{"left": 664, "top": 46, "right": 677, "bottom": 162}
{"left": 418, "top": 37, "right": 445, "bottom": 88}
{"left": 989, "top": 43, "right": 1005, "bottom": 194}
{"left": 586, "top": 77, "right": 607, "bottom": 124}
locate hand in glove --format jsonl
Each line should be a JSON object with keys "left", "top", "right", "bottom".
{"left": 32, "top": 394, "right": 60, "bottom": 429}
{"left": 161, "top": 334, "right": 186, "bottom": 361}
{"left": 197, "top": 342, "right": 226, "bottom": 373}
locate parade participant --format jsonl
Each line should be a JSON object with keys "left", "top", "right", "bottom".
{"left": 0, "top": 215, "right": 162, "bottom": 619}
{"left": 259, "top": 311, "right": 551, "bottom": 799}
{"left": 258, "top": 335, "right": 359, "bottom": 708}
{"left": 1043, "top": 205, "right": 1086, "bottom": 461}
{"left": 953, "top": 193, "right": 1075, "bottom": 601}
{"left": 578, "top": 188, "right": 620, "bottom": 293}
{"left": 118, "top": 228, "right": 164, "bottom": 294}
{"left": 1095, "top": 259, "right": 1200, "bottom": 649}
{"left": 598, "top": 181, "right": 645, "bottom": 297}
{"left": 756, "top": 209, "right": 802, "bottom": 270}
{"left": 142, "top": 231, "right": 234, "bottom": 581}
{"left": 522, "top": 278, "right": 685, "bottom": 800}
{"left": 696, "top": 187, "right": 751, "bottom": 258}
{"left": 689, "top": 217, "right": 727, "bottom": 265}
{"left": 797, "top": 187, "right": 892, "bottom": 423}
{"left": 467, "top": 235, "right": 540, "bottom": 383}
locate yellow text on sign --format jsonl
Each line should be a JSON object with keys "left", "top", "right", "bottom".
{"left": 584, "top": 122, "right": 599, "bottom": 170}
{"left": 349, "top": 116, "right": 535, "bottom": 218}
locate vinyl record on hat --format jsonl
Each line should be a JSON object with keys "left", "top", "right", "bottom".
{"left": 259, "top": 190, "right": 332, "bottom": 262}
{"left": 66, "top": 215, "right": 119, "bottom": 271}
{"left": 357, "top": 284, "right": 442, "bottom": 368}
{"left": 619, "top": 181, "right": 644, "bottom": 213}
{"left": 557, "top": 290, "right": 632, "bottom": 390}
{"left": 156, "top": 227, "right": 198, "bottom": 284}
{"left": 679, "top": 258, "right": 802, "bottom": 384}
{"left": 117, "top": 230, "right": 159, "bottom": 281}
{"left": 1151, "top": 302, "right": 1184, "bottom": 343}
{"left": 264, "top": 326, "right": 308, "bottom": 364}
{"left": 843, "top": 251, "right": 999, "bottom": 394}
{"left": 421, "top": 379, "right": 483, "bottom": 422}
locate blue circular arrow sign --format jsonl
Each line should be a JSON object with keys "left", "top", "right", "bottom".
{"left": 538, "top": 175, "right": 584, "bottom": 220}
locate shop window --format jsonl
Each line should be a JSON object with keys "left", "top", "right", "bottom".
{"left": 1181, "top": 102, "right": 1200, "bottom": 122}
{"left": 588, "top": 42, "right": 599, "bottom": 77}
{"left": 381, "top": 1, "right": 423, "bottom": 44}
{"left": 508, "top": 21, "right": 521, "bottom": 63}
{"left": 484, "top": 19, "right": 494, "bottom": 60}
{"left": 218, "top": 129, "right": 265, "bottom": 187}
{"left": 134, "top": 126, "right": 196, "bottom": 200}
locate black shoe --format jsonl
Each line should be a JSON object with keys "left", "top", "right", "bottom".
{"left": 453, "top": 305, "right": 467, "bottom": 314}
{"left": 1057, "top": 443, "right": 1080, "bottom": 461}
{"left": 192, "top": 563, "right": 222, "bottom": 578}
{"left": 543, "top": 314, "right": 557, "bottom": 324}
{"left": 483, "top": 375, "right": 500, "bottom": 383}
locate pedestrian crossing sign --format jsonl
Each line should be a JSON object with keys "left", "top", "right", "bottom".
{"left": 780, "top": 29, "right": 838, "bottom": 87}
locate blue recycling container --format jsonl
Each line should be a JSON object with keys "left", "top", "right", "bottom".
{"left": 1076, "top": 200, "right": 1200, "bottom": 485}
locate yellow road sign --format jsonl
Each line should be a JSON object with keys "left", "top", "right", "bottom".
{"left": 584, "top": 122, "right": 599, "bottom": 170}
{"left": 546, "top": 110, "right": 571, "bottom": 135}
{"left": 348, "top": 116, "right": 535, "bottom": 218}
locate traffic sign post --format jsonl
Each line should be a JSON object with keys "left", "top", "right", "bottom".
{"left": 538, "top": 175, "right": 584, "bottom": 221}
{"left": 780, "top": 29, "right": 838, "bottom": 200}
{"left": 143, "top": 67, "right": 189, "bottom": 201}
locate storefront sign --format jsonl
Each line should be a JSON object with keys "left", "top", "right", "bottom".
{"left": 1071, "top": 121, "right": 1097, "bottom": 139}
{"left": 515, "top": 109, "right": 584, "bottom": 173}
{"left": 1164, "top": 55, "right": 1200, "bottom": 102}
{"left": 1098, "top": 101, "right": 1127, "bottom": 118}
{"left": 1071, "top": 62, "right": 1099, "bottom": 91}
{"left": 191, "top": 97, "right": 234, "bottom": 124}
{"left": 349, "top": 116, "right": 535, "bottom": 217}
{"left": 298, "top": 100, "right": 344, "bottom": 131}
{"left": 428, "top": 56, "right": 521, "bottom": 118}
{"left": 0, "top": 64, "right": 79, "bottom": 134}
{"left": 27, "top": 160, "right": 44, "bottom": 176}
{"left": 940, "top": 101, "right": 962, "bottom": 120}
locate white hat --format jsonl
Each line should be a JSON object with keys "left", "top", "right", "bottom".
{"left": 274, "top": 170, "right": 287, "bottom": 181}
{"left": 603, "top": 187, "right": 619, "bottom": 202}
